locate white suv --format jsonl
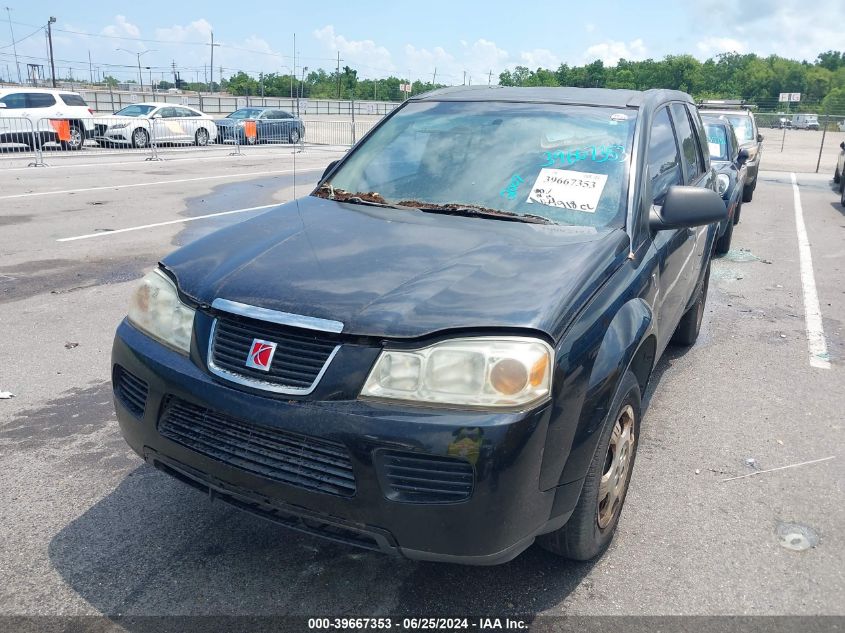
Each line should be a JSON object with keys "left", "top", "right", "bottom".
{"left": 0, "top": 88, "right": 95, "bottom": 150}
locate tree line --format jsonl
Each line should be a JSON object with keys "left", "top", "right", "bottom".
{"left": 498, "top": 51, "right": 845, "bottom": 113}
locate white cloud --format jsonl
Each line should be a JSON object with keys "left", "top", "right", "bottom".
{"left": 313, "top": 25, "right": 394, "bottom": 76}
{"left": 519, "top": 49, "right": 561, "bottom": 70}
{"left": 155, "top": 19, "right": 213, "bottom": 43}
{"left": 101, "top": 15, "right": 141, "bottom": 40}
{"left": 696, "top": 37, "right": 746, "bottom": 58}
{"left": 690, "top": 0, "right": 845, "bottom": 61}
{"left": 583, "top": 39, "right": 647, "bottom": 65}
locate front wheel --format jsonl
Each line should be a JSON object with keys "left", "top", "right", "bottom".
{"left": 288, "top": 127, "right": 301, "bottom": 144}
{"left": 131, "top": 128, "right": 149, "bottom": 149}
{"left": 742, "top": 180, "right": 755, "bottom": 203}
{"left": 60, "top": 124, "right": 84, "bottom": 150}
{"left": 835, "top": 166, "right": 841, "bottom": 184}
{"left": 671, "top": 262, "right": 711, "bottom": 347}
{"left": 715, "top": 218, "right": 734, "bottom": 255}
{"left": 537, "top": 371, "right": 641, "bottom": 560}
{"left": 195, "top": 128, "right": 210, "bottom": 146}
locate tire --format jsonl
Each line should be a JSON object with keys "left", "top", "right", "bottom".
{"left": 537, "top": 371, "right": 641, "bottom": 561}
{"left": 60, "top": 123, "right": 84, "bottom": 151}
{"left": 194, "top": 128, "right": 210, "bottom": 146}
{"left": 742, "top": 180, "right": 755, "bottom": 203}
{"left": 841, "top": 183, "right": 845, "bottom": 208}
{"left": 835, "top": 166, "right": 841, "bottom": 184}
{"left": 246, "top": 132, "right": 258, "bottom": 145}
{"left": 715, "top": 219, "right": 734, "bottom": 255}
{"left": 733, "top": 203, "right": 742, "bottom": 225}
{"left": 671, "top": 262, "right": 711, "bottom": 347}
{"left": 288, "top": 127, "right": 301, "bottom": 144}
{"left": 131, "top": 128, "right": 149, "bottom": 149}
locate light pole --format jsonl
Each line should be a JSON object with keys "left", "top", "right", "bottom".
{"left": 116, "top": 48, "right": 155, "bottom": 90}
{"left": 47, "top": 16, "right": 56, "bottom": 88}
{"left": 4, "top": 7, "right": 21, "bottom": 84}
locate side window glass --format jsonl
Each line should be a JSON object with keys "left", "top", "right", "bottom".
{"left": 647, "top": 107, "right": 682, "bottom": 205}
{"left": 27, "top": 93, "right": 56, "bottom": 108}
{"left": 670, "top": 103, "right": 702, "bottom": 182}
{"left": 0, "top": 93, "right": 27, "bottom": 109}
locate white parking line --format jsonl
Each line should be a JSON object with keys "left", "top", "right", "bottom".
{"left": 0, "top": 167, "right": 320, "bottom": 200}
{"left": 57, "top": 203, "right": 281, "bottom": 242}
{"left": 790, "top": 173, "right": 830, "bottom": 369}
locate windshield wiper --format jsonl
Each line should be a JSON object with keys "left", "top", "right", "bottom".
{"left": 312, "top": 185, "right": 405, "bottom": 208}
{"left": 397, "top": 200, "right": 555, "bottom": 225}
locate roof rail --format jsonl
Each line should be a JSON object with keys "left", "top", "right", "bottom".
{"left": 697, "top": 99, "right": 757, "bottom": 110}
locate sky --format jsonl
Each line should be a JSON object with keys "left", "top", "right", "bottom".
{"left": 1, "top": 0, "right": 843, "bottom": 86}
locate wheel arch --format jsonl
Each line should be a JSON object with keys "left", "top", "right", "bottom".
{"left": 540, "top": 297, "right": 654, "bottom": 490}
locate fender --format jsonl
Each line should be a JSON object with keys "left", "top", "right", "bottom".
{"left": 539, "top": 297, "right": 653, "bottom": 490}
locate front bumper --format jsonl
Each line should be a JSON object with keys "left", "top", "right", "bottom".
{"left": 111, "top": 321, "right": 581, "bottom": 564}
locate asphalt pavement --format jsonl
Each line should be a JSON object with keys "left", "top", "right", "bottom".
{"left": 0, "top": 150, "right": 842, "bottom": 623}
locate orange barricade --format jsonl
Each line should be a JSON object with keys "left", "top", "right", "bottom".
{"left": 49, "top": 119, "right": 71, "bottom": 142}
{"left": 244, "top": 120, "right": 257, "bottom": 141}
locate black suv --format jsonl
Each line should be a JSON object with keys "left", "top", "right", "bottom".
{"left": 111, "top": 87, "right": 726, "bottom": 564}
{"left": 698, "top": 100, "right": 762, "bottom": 202}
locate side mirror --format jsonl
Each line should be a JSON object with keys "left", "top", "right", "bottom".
{"left": 757, "top": 133, "right": 764, "bottom": 142}
{"left": 649, "top": 186, "right": 728, "bottom": 231}
{"left": 840, "top": 141, "right": 845, "bottom": 150}
{"left": 152, "top": 113, "right": 162, "bottom": 119}
{"left": 321, "top": 159, "right": 339, "bottom": 182}
{"left": 737, "top": 148, "right": 749, "bottom": 165}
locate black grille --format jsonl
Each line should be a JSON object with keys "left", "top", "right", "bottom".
{"left": 114, "top": 366, "right": 149, "bottom": 418}
{"left": 94, "top": 122, "right": 109, "bottom": 136}
{"left": 210, "top": 314, "right": 338, "bottom": 391}
{"left": 158, "top": 397, "right": 356, "bottom": 496}
{"left": 377, "top": 450, "right": 474, "bottom": 504}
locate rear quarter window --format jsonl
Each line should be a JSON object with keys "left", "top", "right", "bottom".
{"left": 60, "top": 94, "right": 88, "bottom": 107}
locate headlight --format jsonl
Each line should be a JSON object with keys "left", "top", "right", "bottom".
{"left": 128, "top": 269, "right": 195, "bottom": 354}
{"left": 360, "top": 337, "right": 553, "bottom": 408}
{"left": 110, "top": 123, "right": 129, "bottom": 129}
{"left": 717, "top": 174, "right": 730, "bottom": 196}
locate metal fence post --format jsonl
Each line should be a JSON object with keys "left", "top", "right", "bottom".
{"left": 228, "top": 123, "right": 243, "bottom": 156}
{"left": 145, "top": 119, "right": 162, "bottom": 161}
{"left": 815, "top": 113, "right": 828, "bottom": 174}
{"left": 28, "top": 117, "right": 47, "bottom": 167}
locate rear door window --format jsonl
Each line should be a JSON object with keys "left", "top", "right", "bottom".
{"left": 60, "top": 93, "right": 87, "bottom": 107}
{"left": 647, "top": 107, "right": 682, "bottom": 204}
{"left": 670, "top": 103, "right": 704, "bottom": 183}
{"left": 26, "top": 93, "right": 57, "bottom": 108}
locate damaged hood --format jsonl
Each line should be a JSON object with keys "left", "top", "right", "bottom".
{"left": 163, "top": 196, "right": 630, "bottom": 340}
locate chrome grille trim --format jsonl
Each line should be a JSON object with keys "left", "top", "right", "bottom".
{"left": 211, "top": 298, "right": 344, "bottom": 334}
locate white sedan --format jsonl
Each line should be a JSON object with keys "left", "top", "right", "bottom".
{"left": 95, "top": 102, "right": 218, "bottom": 148}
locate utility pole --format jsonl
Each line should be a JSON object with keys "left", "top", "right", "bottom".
{"left": 488, "top": 69, "right": 492, "bottom": 86}
{"left": 463, "top": 70, "right": 466, "bottom": 86}
{"left": 47, "top": 16, "right": 56, "bottom": 88}
{"left": 4, "top": 7, "right": 21, "bottom": 84}
{"left": 259, "top": 72, "right": 264, "bottom": 98}
{"left": 336, "top": 51, "right": 341, "bottom": 99}
{"left": 88, "top": 50, "right": 93, "bottom": 84}
{"left": 432, "top": 67, "right": 437, "bottom": 87}
{"left": 171, "top": 60, "right": 177, "bottom": 84}
{"left": 208, "top": 31, "right": 220, "bottom": 93}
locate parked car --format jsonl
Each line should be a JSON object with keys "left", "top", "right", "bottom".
{"left": 95, "top": 103, "right": 217, "bottom": 148}
{"left": 835, "top": 141, "right": 845, "bottom": 207}
{"left": 215, "top": 107, "right": 305, "bottom": 144}
{"left": 702, "top": 115, "right": 749, "bottom": 254}
{"left": 698, "top": 100, "right": 763, "bottom": 203}
{"left": 111, "top": 86, "right": 727, "bottom": 565}
{"left": 792, "top": 113, "right": 820, "bottom": 130}
{"left": 0, "top": 88, "right": 94, "bottom": 150}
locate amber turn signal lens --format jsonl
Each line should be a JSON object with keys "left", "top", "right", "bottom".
{"left": 490, "top": 358, "right": 529, "bottom": 395}
{"left": 529, "top": 354, "right": 549, "bottom": 387}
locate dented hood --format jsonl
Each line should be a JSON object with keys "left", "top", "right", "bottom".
{"left": 163, "top": 196, "right": 629, "bottom": 340}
